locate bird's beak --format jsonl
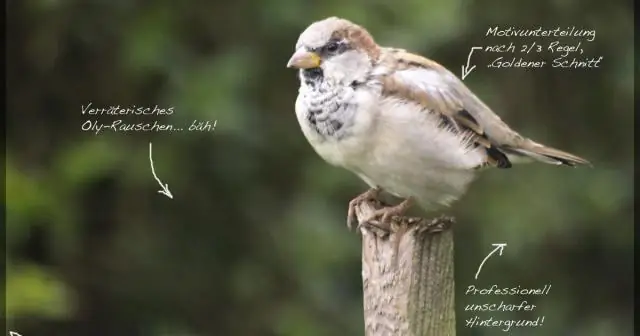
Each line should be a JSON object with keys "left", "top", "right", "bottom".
{"left": 287, "top": 49, "right": 321, "bottom": 69}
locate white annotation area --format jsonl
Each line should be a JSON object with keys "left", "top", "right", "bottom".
{"left": 463, "top": 284, "right": 552, "bottom": 332}
{"left": 475, "top": 25, "right": 603, "bottom": 70}
{"left": 79, "top": 102, "right": 217, "bottom": 135}
{"left": 81, "top": 119, "right": 217, "bottom": 135}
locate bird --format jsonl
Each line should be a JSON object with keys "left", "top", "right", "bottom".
{"left": 286, "top": 17, "right": 590, "bottom": 232}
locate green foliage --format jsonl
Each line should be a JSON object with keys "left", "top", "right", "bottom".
{"left": 6, "top": 263, "right": 74, "bottom": 319}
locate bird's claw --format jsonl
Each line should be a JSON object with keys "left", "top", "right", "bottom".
{"left": 356, "top": 198, "right": 414, "bottom": 234}
{"left": 355, "top": 218, "right": 391, "bottom": 234}
{"left": 346, "top": 188, "right": 380, "bottom": 230}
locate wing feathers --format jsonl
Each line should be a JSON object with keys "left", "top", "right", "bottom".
{"left": 375, "top": 48, "right": 589, "bottom": 168}
{"left": 378, "top": 72, "right": 512, "bottom": 168}
{"left": 505, "top": 143, "right": 592, "bottom": 167}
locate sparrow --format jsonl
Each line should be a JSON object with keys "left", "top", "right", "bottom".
{"left": 287, "top": 17, "right": 590, "bottom": 232}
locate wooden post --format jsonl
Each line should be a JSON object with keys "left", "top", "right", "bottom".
{"left": 356, "top": 200, "right": 456, "bottom": 336}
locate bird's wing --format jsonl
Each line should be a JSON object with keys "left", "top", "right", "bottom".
{"left": 373, "top": 48, "right": 590, "bottom": 167}
{"left": 375, "top": 48, "right": 517, "bottom": 168}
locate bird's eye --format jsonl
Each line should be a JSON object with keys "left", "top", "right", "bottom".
{"left": 325, "top": 42, "right": 339, "bottom": 52}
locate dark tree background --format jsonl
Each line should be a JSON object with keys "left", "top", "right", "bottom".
{"left": 6, "top": 0, "right": 634, "bottom": 335}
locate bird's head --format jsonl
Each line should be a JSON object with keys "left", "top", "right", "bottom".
{"left": 287, "top": 17, "right": 380, "bottom": 87}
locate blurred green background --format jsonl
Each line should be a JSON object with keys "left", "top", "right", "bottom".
{"left": 5, "top": 0, "right": 634, "bottom": 335}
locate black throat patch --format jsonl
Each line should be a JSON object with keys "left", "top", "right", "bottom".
{"left": 301, "top": 68, "right": 324, "bottom": 87}
{"left": 301, "top": 84, "right": 355, "bottom": 141}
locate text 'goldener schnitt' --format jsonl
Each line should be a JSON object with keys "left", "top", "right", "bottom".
{"left": 478, "top": 26, "right": 603, "bottom": 70}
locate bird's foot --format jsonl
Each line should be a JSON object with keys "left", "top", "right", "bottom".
{"left": 346, "top": 187, "right": 381, "bottom": 230}
{"left": 356, "top": 197, "right": 415, "bottom": 233}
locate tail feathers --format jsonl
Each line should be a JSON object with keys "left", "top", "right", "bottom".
{"left": 503, "top": 142, "right": 591, "bottom": 167}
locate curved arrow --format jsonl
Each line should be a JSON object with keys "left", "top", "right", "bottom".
{"left": 474, "top": 243, "right": 507, "bottom": 280}
{"left": 461, "top": 46, "right": 483, "bottom": 80}
{"left": 149, "top": 142, "right": 173, "bottom": 199}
